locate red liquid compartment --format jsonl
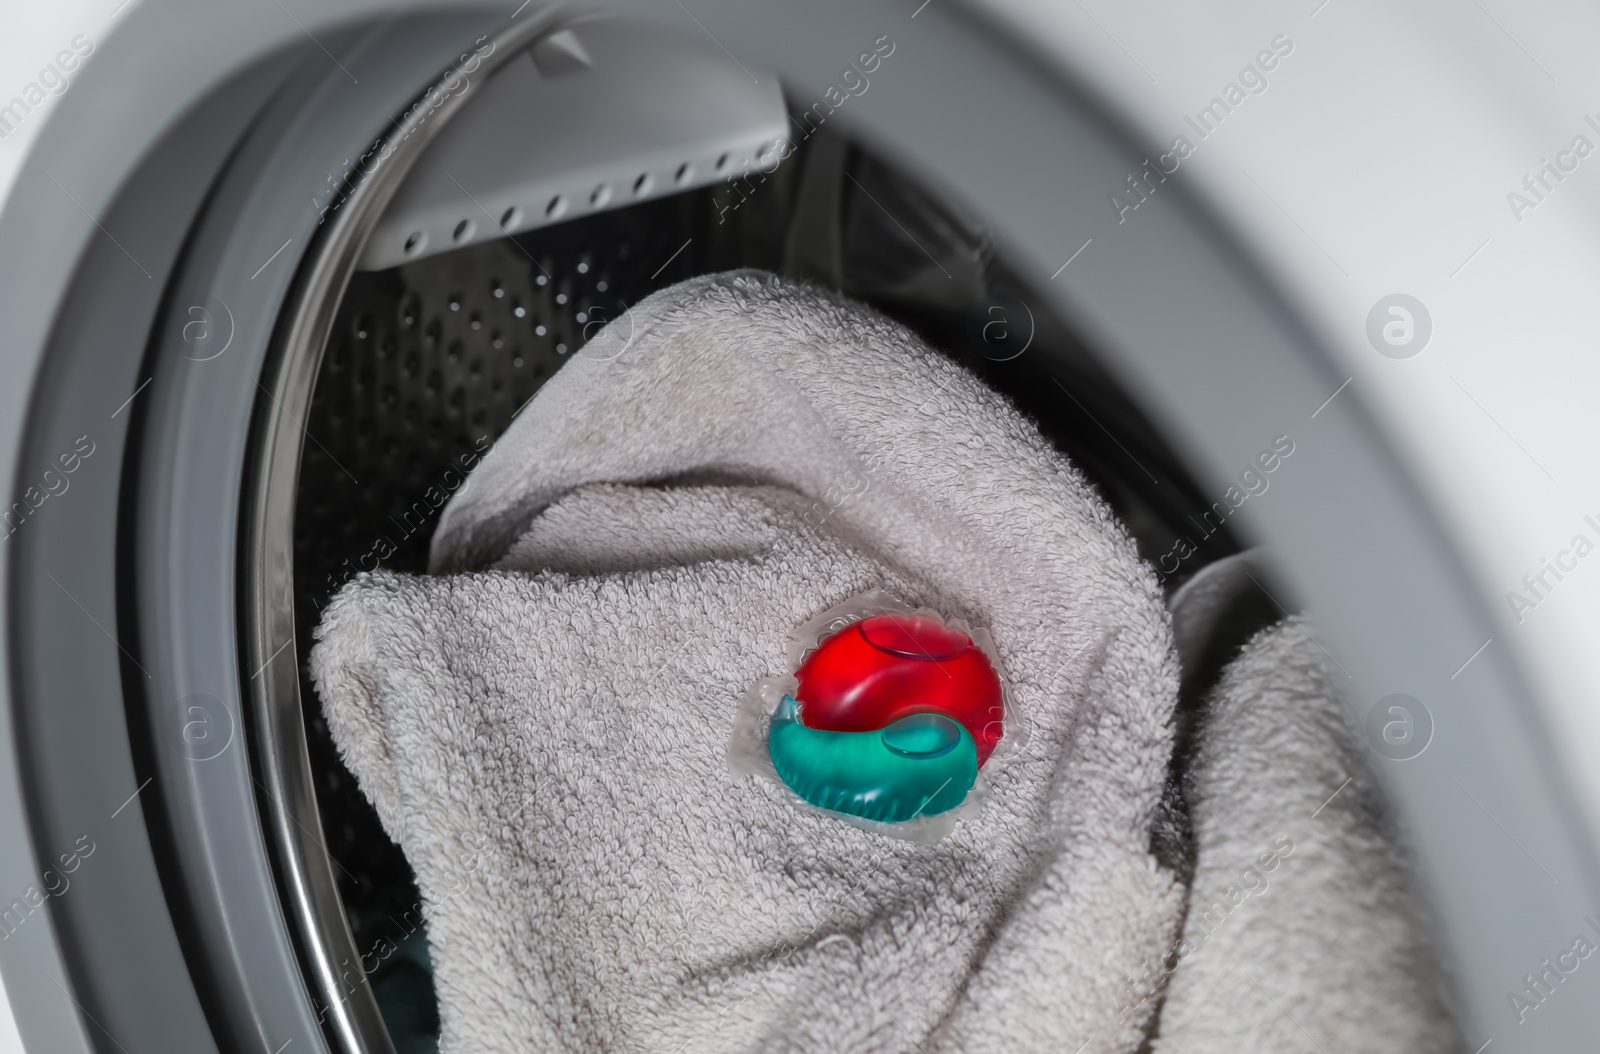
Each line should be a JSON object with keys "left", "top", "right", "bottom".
{"left": 794, "top": 613, "right": 1004, "bottom": 765}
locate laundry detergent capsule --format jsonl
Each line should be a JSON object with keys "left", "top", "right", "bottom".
{"left": 768, "top": 613, "right": 1002, "bottom": 823}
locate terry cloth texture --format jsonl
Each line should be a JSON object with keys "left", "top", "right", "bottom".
{"left": 1149, "top": 621, "right": 1461, "bottom": 1053}
{"left": 310, "top": 270, "right": 1454, "bottom": 1053}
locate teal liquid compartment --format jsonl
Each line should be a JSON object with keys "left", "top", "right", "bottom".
{"left": 768, "top": 695, "right": 979, "bottom": 823}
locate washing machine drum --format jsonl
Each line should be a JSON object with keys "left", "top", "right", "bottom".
{"left": 7, "top": 5, "right": 1596, "bottom": 1054}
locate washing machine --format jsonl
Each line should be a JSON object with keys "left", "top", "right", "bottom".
{"left": 2, "top": 1, "right": 1599, "bottom": 1052}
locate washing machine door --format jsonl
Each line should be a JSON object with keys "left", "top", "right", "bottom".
{"left": 2, "top": 2, "right": 1598, "bottom": 1053}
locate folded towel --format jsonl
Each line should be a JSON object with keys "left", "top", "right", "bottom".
{"left": 313, "top": 270, "right": 1185, "bottom": 1052}
{"left": 1148, "top": 619, "right": 1460, "bottom": 1052}
{"left": 311, "top": 269, "right": 1455, "bottom": 1052}
{"left": 1153, "top": 549, "right": 1460, "bottom": 1052}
